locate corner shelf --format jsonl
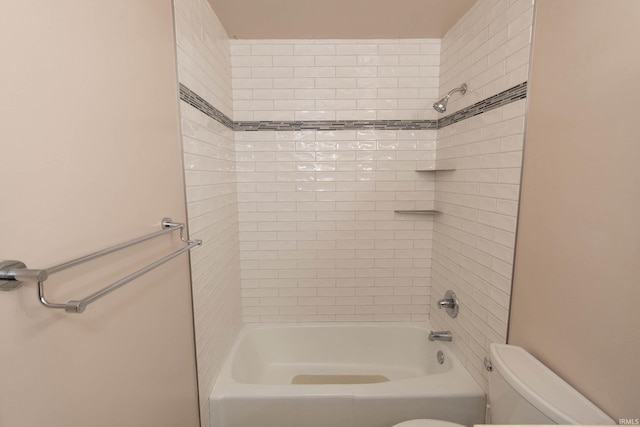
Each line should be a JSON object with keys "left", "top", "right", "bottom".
{"left": 397, "top": 170, "right": 451, "bottom": 216}
{"left": 394, "top": 210, "right": 441, "bottom": 215}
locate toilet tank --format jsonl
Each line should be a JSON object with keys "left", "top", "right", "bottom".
{"left": 488, "top": 344, "right": 615, "bottom": 425}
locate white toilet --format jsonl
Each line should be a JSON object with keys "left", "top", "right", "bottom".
{"left": 393, "top": 343, "right": 615, "bottom": 427}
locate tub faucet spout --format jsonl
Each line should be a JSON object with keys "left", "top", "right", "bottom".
{"left": 428, "top": 331, "right": 452, "bottom": 342}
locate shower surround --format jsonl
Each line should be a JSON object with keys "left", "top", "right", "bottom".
{"left": 174, "top": 0, "right": 535, "bottom": 414}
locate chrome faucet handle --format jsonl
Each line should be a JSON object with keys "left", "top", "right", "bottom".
{"left": 437, "top": 290, "right": 459, "bottom": 318}
{"left": 437, "top": 298, "right": 456, "bottom": 308}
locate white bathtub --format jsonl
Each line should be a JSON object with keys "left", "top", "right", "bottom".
{"left": 211, "top": 323, "right": 485, "bottom": 427}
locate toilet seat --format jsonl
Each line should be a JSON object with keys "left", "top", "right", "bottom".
{"left": 392, "top": 420, "right": 465, "bottom": 427}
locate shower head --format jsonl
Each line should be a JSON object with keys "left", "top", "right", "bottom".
{"left": 433, "top": 98, "right": 449, "bottom": 113}
{"left": 433, "top": 83, "right": 467, "bottom": 113}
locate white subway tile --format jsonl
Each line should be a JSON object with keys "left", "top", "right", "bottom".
{"left": 294, "top": 44, "right": 335, "bottom": 55}
{"left": 505, "top": 44, "right": 529, "bottom": 76}
{"left": 295, "top": 67, "right": 336, "bottom": 78}
{"left": 295, "top": 110, "right": 337, "bottom": 120}
{"left": 233, "top": 78, "right": 273, "bottom": 89}
{"left": 314, "top": 78, "right": 356, "bottom": 89}
{"left": 295, "top": 89, "right": 336, "bottom": 100}
{"left": 335, "top": 66, "right": 378, "bottom": 78}
{"left": 316, "top": 99, "right": 357, "bottom": 111}
{"left": 315, "top": 55, "right": 357, "bottom": 67}
{"left": 251, "top": 44, "right": 294, "bottom": 56}
{"left": 252, "top": 67, "right": 293, "bottom": 78}
{"left": 336, "top": 44, "right": 379, "bottom": 55}
{"left": 379, "top": 44, "right": 421, "bottom": 55}
{"left": 273, "top": 56, "right": 314, "bottom": 67}
{"left": 273, "top": 78, "right": 315, "bottom": 88}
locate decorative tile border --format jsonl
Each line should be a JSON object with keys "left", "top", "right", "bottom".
{"left": 437, "top": 82, "right": 528, "bottom": 128}
{"left": 179, "top": 82, "right": 527, "bottom": 132}
{"left": 179, "top": 84, "right": 235, "bottom": 130}
{"left": 234, "top": 119, "right": 438, "bottom": 131}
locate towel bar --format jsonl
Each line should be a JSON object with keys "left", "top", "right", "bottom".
{"left": 0, "top": 218, "right": 201, "bottom": 313}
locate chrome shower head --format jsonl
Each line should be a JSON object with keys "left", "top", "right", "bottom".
{"left": 433, "top": 97, "right": 449, "bottom": 113}
{"left": 433, "top": 83, "right": 467, "bottom": 113}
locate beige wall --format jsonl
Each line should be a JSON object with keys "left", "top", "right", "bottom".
{"left": 0, "top": 1, "right": 199, "bottom": 426}
{"left": 509, "top": 0, "right": 640, "bottom": 420}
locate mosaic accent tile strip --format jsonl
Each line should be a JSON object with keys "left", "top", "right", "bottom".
{"left": 179, "top": 83, "right": 235, "bottom": 130}
{"left": 179, "top": 82, "right": 527, "bottom": 132}
{"left": 438, "top": 82, "right": 528, "bottom": 128}
{"left": 234, "top": 119, "right": 438, "bottom": 131}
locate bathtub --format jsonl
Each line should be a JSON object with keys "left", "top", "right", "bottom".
{"left": 211, "top": 323, "right": 485, "bottom": 427}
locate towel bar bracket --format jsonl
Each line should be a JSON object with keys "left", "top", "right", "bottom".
{"left": 0, "top": 260, "right": 28, "bottom": 290}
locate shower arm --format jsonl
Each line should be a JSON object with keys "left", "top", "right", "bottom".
{"left": 445, "top": 83, "right": 467, "bottom": 98}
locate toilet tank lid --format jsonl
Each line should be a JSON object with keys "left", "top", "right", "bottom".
{"left": 489, "top": 344, "right": 615, "bottom": 425}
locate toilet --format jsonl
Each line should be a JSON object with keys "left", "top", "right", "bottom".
{"left": 393, "top": 343, "right": 615, "bottom": 427}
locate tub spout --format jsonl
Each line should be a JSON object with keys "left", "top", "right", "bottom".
{"left": 428, "top": 331, "right": 452, "bottom": 342}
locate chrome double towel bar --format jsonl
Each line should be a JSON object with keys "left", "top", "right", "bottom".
{"left": 0, "top": 218, "right": 201, "bottom": 313}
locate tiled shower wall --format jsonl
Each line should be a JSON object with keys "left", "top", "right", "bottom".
{"left": 174, "top": 0, "right": 534, "bottom": 411}
{"left": 430, "top": 0, "right": 534, "bottom": 390}
{"left": 438, "top": 0, "right": 534, "bottom": 114}
{"left": 232, "top": 40, "right": 441, "bottom": 322}
{"left": 174, "top": 0, "right": 243, "bottom": 423}
{"left": 231, "top": 40, "right": 440, "bottom": 121}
